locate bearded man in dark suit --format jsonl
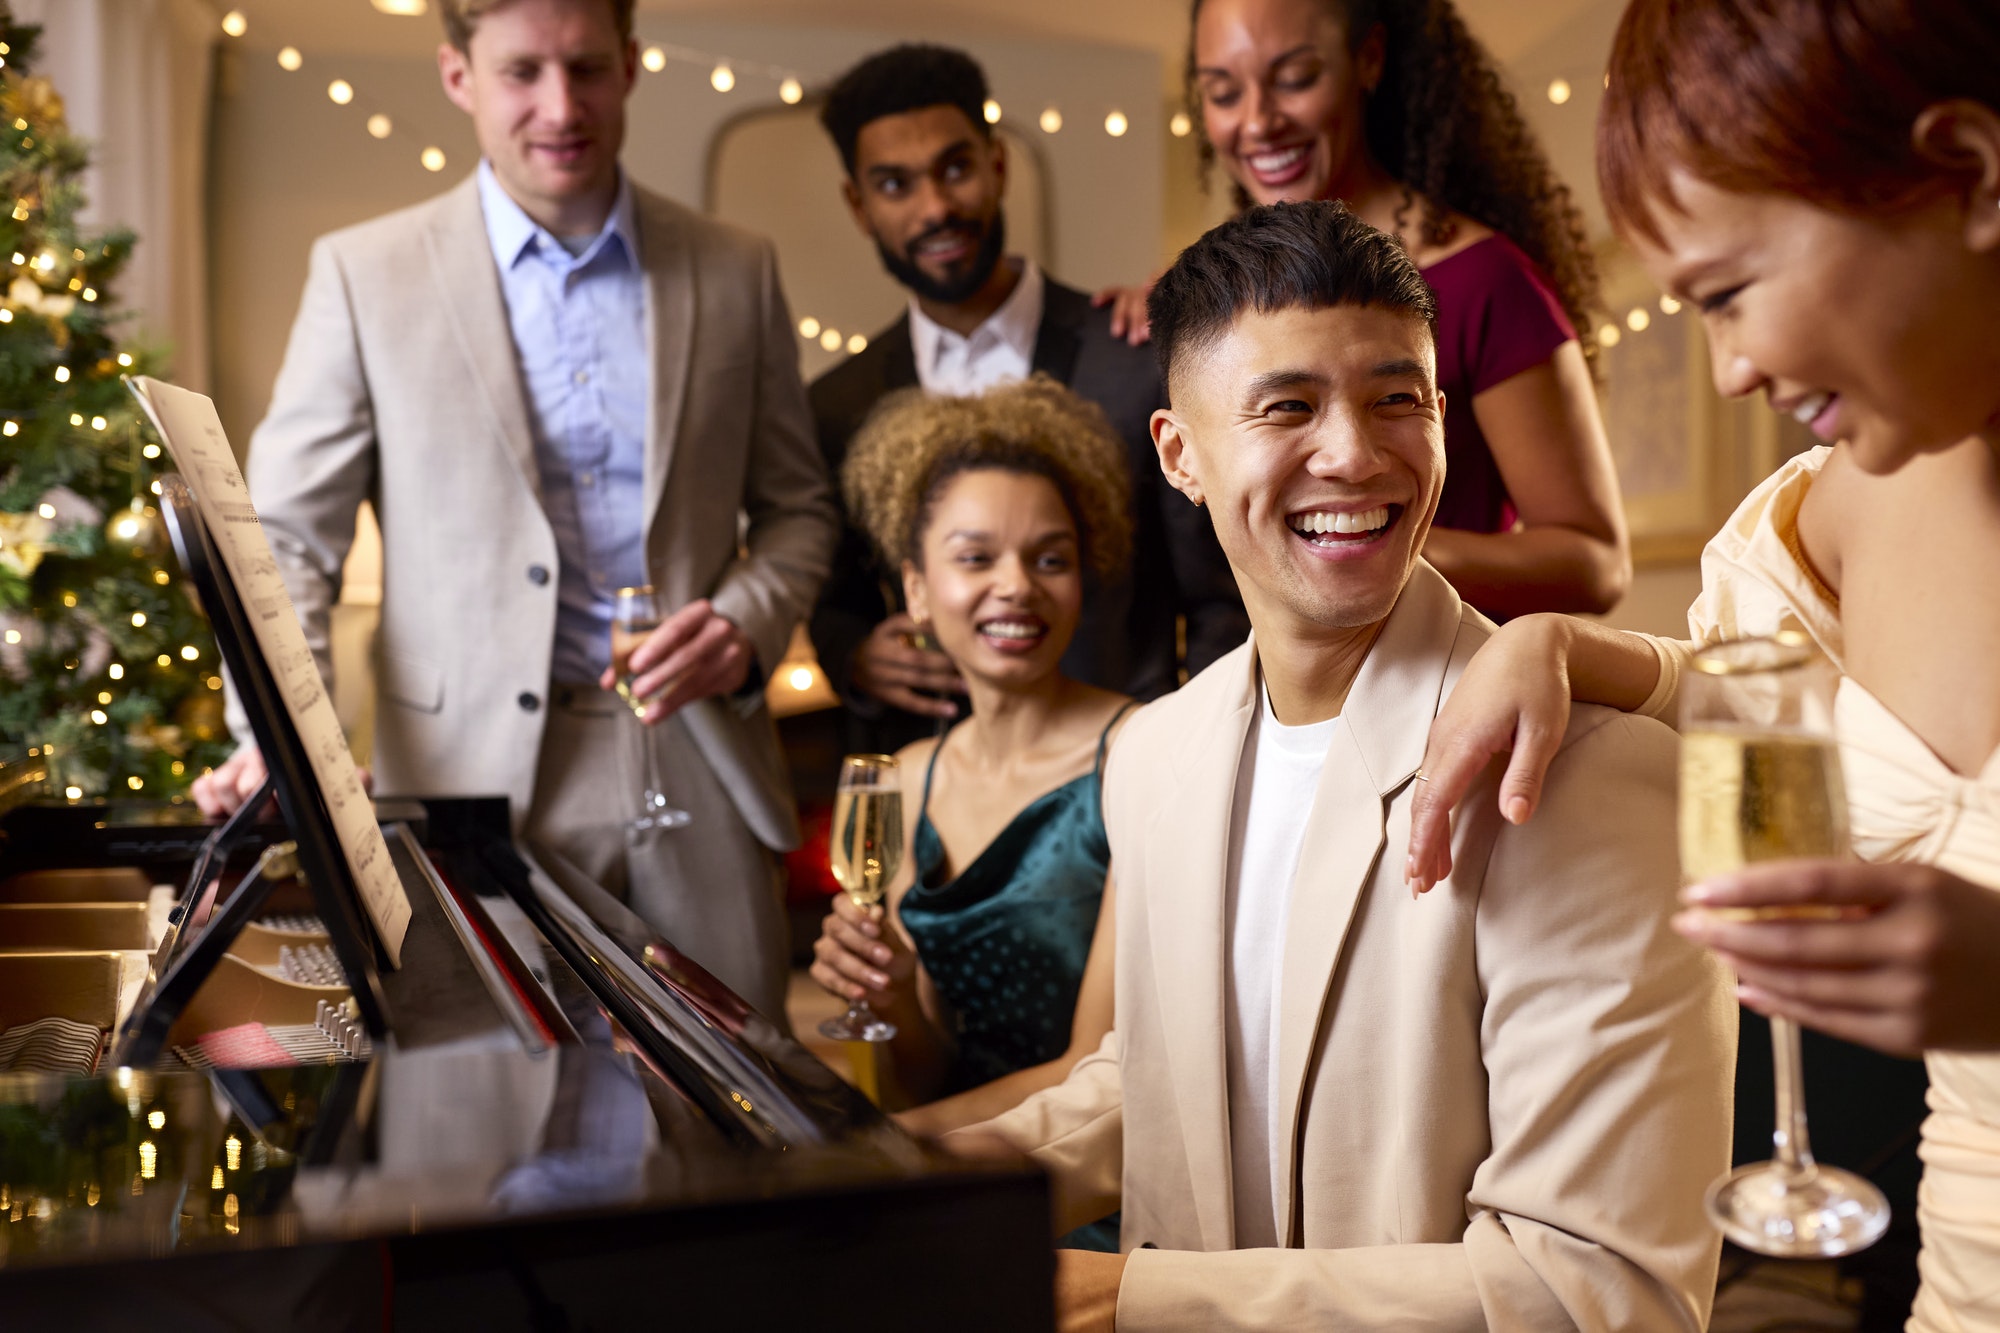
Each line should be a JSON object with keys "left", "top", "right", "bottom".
{"left": 809, "top": 44, "right": 1246, "bottom": 754}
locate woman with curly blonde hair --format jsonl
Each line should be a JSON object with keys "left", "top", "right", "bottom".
{"left": 810, "top": 378, "right": 1135, "bottom": 1192}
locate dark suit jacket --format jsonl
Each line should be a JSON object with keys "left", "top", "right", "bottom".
{"left": 809, "top": 276, "right": 1247, "bottom": 754}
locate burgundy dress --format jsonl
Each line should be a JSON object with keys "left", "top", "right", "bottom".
{"left": 1419, "top": 233, "right": 1577, "bottom": 535}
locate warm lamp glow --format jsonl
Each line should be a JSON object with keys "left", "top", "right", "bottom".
{"left": 328, "top": 80, "right": 355, "bottom": 106}
{"left": 846, "top": 333, "right": 867, "bottom": 354}
{"left": 641, "top": 47, "right": 666, "bottom": 73}
{"left": 1547, "top": 77, "right": 1572, "bottom": 105}
{"left": 982, "top": 99, "right": 1001, "bottom": 124}
{"left": 220, "top": 10, "right": 247, "bottom": 37}
{"left": 277, "top": 47, "right": 302, "bottom": 72}
{"left": 818, "top": 328, "right": 842, "bottom": 352}
{"left": 779, "top": 77, "right": 803, "bottom": 105}
{"left": 1104, "top": 110, "right": 1129, "bottom": 137}
{"left": 367, "top": 114, "right": 393, "bottom": 139}
{"left": 1169, "top": 111, "right": 1192, "bottom": 137}
{"left": 1039, "top": 107, "right": 1063, "bottom": 134}
{"left": 421, "top": 146, "right": 447, "bottom": 172}
{"left": 798, "top": 316, "right": 820, "bottom": 339}
{"left": 710, "top": 64, "right": 735, "bottom": 93}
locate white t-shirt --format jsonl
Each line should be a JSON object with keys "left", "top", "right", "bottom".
{"left": 1224, "top": 686, "right": 1339, "bottom": 1248}
{"left": 907, "top": 259, "right": 1043, "bottom": 397}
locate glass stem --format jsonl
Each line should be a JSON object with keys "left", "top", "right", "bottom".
{"left": 1770, "top": 1016, "right": 1818, "bottom": 1182}
{"left": 638, "top": 716, "right": 663, "bottom": 820}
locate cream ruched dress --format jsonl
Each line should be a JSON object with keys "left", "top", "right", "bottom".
{"left": 1642, "top": 446, "right": 2000, "bottom": 1332}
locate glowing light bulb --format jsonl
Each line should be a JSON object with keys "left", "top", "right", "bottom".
{"left": 779, "top": 77, "right": 803, "bottom": 105}
{"left": 798, "top": 316, "right": 820, "bottom": 339}
{"left": 89, "top": 709, "right": 106, "bottom": 725}
{"left": 36, "top": 503, "right": 53, "bottom": 519}
{"left": 277, "top": 47, "right": 302, "bottom": 72}
{"left": 1599, "top": 323, "right": 1622, "bottom": 348}
{"left": 1626, "top": 307, "right": 1651, "bottom": 332}
{"left": 982, "top": 99, "right": 1001, "bottom": 125}
{"left": 64, "top": 785, "right": 81, "bottom": 800}
{"left": 81, "top": 288, "right": 96, "bottom": 301}
{"left": 220, "top": 10, "right": 246, "bottom": 37}
{"left": 367, "top": 114, "right": 393, "bottom": 139}
{"left": 641, "top": 46, "right": 666, "bottom": 73}
{"left": 846, "top": 333, "right": 868, "bottom": 354}
{"left": 421, "top": 146, "right": 446, "bottom": 172}
{"left": 130, "top": 612, "right": 147, "bottom": 628}
{"left": 1104, "top": 110, "right": 1129, "bottom": 137}
{"left": 2, "top": 421, "right": 15, "bottom": 435}
{"left": 1659, "top": 294, "right": 1682, "bottom": 315}
{"left": 108, "top": 663, "right": 123, "bottom": 679}
{"left": 142, "top": 443, "right": 160, "bottom": 458}
{"left": 1039, "top": 107, "right": 1063, "bottom": 134}
{"left": 788, "top": 666, "right": 814, "bottom": 692}
{"left": 117, "top": 352, "right": 134, "bottom": 366}
{"left": 53, "top": 366, "right": 69, "bottom": 382}
{"left": 710, "top": 64, "right": 734, "bottom": 93}
{"left": 819, "top": 328, "right": 842, "bottom": 352}
{"left": 1170, "top": 111, "right": 1192, "bottom": 137}
{"left": 1547, "top": 77, "right": 1572, "bottom": 105}
{"left": 180, "top": 645, "right": 199, "bottom": 661}
{"left": 0, "top": 309, "right": 12, "bottom": 322}
{"left": 328, "top": 80, "right": 354, "bottom": 106}
{"left": 91, "top": 416, "right": 107, "bottom": 430}
{"left": 128, "top": 776, "right": 144, "bottom": 791}
{"left": 3, "top": 630, "right": 17, "bottom": 644}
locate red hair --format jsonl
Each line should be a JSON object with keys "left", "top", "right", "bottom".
{"left": 1598, "top": 0, "right": 2000, "bottom": 245}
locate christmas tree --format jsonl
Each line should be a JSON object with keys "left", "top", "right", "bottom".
{"left": 0, "top": 10, "right": 231, "bottom": 799}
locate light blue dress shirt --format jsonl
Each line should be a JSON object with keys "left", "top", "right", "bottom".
{"left": 477, "top": 161, "right": 649, "bottom": 684}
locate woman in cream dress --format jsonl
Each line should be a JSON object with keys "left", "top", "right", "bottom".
{"left": 1400, "top": 0, "right": 2000, "bottom": 1327}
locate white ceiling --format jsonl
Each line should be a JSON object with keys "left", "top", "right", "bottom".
{"left": 219, "top": 0, "right": 1608, "bottom": 81}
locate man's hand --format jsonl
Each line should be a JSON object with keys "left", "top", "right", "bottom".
{"left": 191, "top": 744, "right": 271, "bottom": 818}
{"left": 849, "top": 612, "right": 962, "bottom": 719}
{"left": 1054, "top": 1250, "right": 1126, "bottom": 1333}
{"left": 599, "top": 598, "right": 755, "bottom": 724}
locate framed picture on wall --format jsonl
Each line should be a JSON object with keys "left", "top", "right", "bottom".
{"left": 1594, "top": 239, "right": 1791, "bottom": 564}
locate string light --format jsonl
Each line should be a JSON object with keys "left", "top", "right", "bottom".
{"left": 90, "top": 416, "right": 107, "bottom": 430}
{"left": 151, "top": 569, "right": 169, "bottom": 584}
{"left": 89, "top": 709, "right": 106, "bottom": 725}
{"left": 67, "top": 412, "right": 80, "bottom": 425}
{"left": 81, "top": 288, "right": 96, "bottom": 301}
{"left": 3, "top": 630, "right": 16, "bottom": 644}
{"left": 180, "top": 645, "right": 200, "bottom": 661}
{"left": 1547, "top": 77, "right": 1572, "bottom": 105}
{"left": 35, "top": 503, "right": 50, "bottom": 518}
{"left": 1, "top": 420, "right": 14, "bottom": 434}
{"left": 327, "top": 80, "right": 354, "bottom": 106}
{"left": 421, "top": 147, "right": 446, "bottom": 172}
{"left": 1626, "top": 307, "right": 1651, "bottom": 332}
{"left": 97, "top": 691, "right": 111, "bottom": 703}
{"left": 277, "top": 47, "right": 302, "bottom": 72}
{"left": 1598, "top": 323, "right": 1622, "bottom": 348}
{"left": 367, "top": 114, "right": 392, "bottom": 139}
{"left": 709, "top": 64, "right": 735, "bottom": 93}
{"left": 369, "top": 0, "right": 429, "bottom": 13}
{"left": 53, "top": 365, "right": 68, "bottom": 382}
{"left": 1039, "top": 108, "right": 1063, "bottom": 134}
{"left": 128, "top": 775, "right": 145, "bottom": 790}
{"left": 641, "top": 46, "right": 666, "bottom": 73}
{"left": 846, "top": 333, "right": 867, "bottom": 354}
{"left": 156, "top": 654, "right": 170, "bottom": 667}
{"left": 1104, "top": 110, "right": 1129, "bottom": 137}
{"left": 982, "top": 99, "right": 1002, "bottom": 125}
{"left": 142, "top": 442, "right": 161, "bottom": 458}
{"left": 1659, "top": 294, "right": 1682, "bottom": 315}
{"left": 117, "top": 353, "right": 134, "bottom": 367}
{"left": 108, "top": 663, "right": 123, "bottom": 679}
{"left": 220, "top": 10, "right": 247, "bottom": 37}
{"left": 797, "top": 316, "right": 820, "bottom": 339}
{"left": 0, "top": 310, "right": 12, "bottom": 323}
{"left": 64, "top": 785, "right": 81, "bottom": 800}
{"left": 818, "top": 328, "right": 841, "bottom": 352}
{"left": 130, "top": 612, "right": 146, "bottom": 627}
{"left": 1170, "top": 111, "right": 1192, "bottom": 137}
{"left": 779, "top": 77, "right": 803, "bottom": 105}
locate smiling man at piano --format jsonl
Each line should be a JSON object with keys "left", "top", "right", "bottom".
{"left": 192, "top": 0, "right": 837, "bottom": 1028}
{"left": 950, "top": 202, "right": 1736, "bottom": 1330}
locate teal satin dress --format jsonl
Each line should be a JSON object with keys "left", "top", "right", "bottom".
{"left": 898, "top": 705, "right": 1132, "bottom": 1252}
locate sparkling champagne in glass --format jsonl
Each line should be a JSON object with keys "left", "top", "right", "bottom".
{"left": 1681, "top": 632, "right": 1889, "bottom": 1257}
{"left": 611, "top": 585, "right": 691, "bottom": 834}
{"left": 819, "top": 754, "right": 903, "bottom": 1043}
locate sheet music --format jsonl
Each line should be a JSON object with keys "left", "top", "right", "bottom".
{"left": 127, "top": 377, "right": 411, "bottom": 966}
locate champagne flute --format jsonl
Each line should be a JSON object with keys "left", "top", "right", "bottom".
{"left": 819, "top": 754, "right": 904, "bottom": 1043}
{"left": 1680, "top": 632, "right": 1889, "bottom": 1257}
{"left": 611, "top": 585, "right": 692, "bottom": 834}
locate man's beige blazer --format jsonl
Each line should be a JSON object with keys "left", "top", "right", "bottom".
{"left": 974, "top": 563, "right": 1737, "bottom": 1329}
{"left": 240, "top": 174, "right": 837, "bottom": 848}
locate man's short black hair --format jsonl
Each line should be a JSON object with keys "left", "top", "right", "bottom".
{"left": 821, "top": 44, "right": 992, "bottom": 177}
{"left": 1148, "top": 201, "right": 1438, "bottom": 396}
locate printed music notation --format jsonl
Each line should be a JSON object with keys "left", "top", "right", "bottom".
{"left": 125, "top": 376, "right": 411, "bottom": 967}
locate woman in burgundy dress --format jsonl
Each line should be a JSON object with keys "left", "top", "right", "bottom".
{"left": 1104, "top": 0, "right": 1627, "bottom": 619}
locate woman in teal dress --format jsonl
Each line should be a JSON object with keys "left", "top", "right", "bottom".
{"left": 809, "top": 376, "right": 1137, "bottom": 1147}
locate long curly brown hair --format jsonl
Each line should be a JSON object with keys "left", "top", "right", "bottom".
{"left": 1185, "top": 0, "right": 1603, "bottom": 367}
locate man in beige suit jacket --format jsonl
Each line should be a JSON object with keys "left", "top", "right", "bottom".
{"left": 194, "top": 0, "right": 837, "bottom": 1024}
{"left": 959, "top": 203, "right": 1735, "bottom": 1328}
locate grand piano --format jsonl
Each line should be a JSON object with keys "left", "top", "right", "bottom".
{"left": 0, "top": 400, "right": 1052, "bottom": 1328}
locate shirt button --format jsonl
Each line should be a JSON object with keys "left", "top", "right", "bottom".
{"left": 518, "top": 692, "right": 541, "bottom": 713}
{"left": 527, "top": 564, "right": 550, "bottom": 586}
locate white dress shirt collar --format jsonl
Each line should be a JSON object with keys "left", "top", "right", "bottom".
{"left": 907, "top": 257, "right": 1044, "bottom": 397}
